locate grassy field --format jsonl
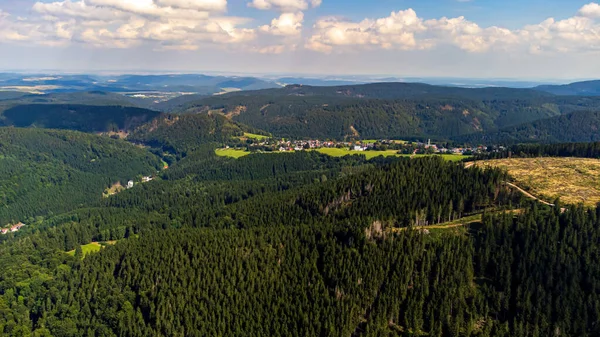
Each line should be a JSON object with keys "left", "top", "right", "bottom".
{"left": 238, "top": 132, "right": 270, "bottom": 140}
{"left": 215, "top": 147, "right": 469, "bottom": 162}
{"left": 316, "top": 148, "right": 401, "bottom": 159}
{"left": 475, "top": 157, "right": 600, "bottom": 207}
{"left": 67, "top": 242, "right": 102, "bottom": 257}
{"left": 215, "top": 148, "right": 251, "bottom": 158}
{"left": 317, "top": 148, "right": 467, "bottom": 161}
{"left": 411, "top": 154, "right": 466, "bottom": 162}
{"left": 67, "top": 241, "right": 118, "bottom": 257}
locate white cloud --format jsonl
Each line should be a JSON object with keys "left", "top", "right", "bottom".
{"left": 249, "top": 0, "right": 320, "bottom": 11}
{"left": 579, "top": 3, "right": 600, "bottom": 18}
{"left": 33, "top": 1, "right": 127, "bottom": 21}
{"left": 9, "top": 0, "right": 289, "bottom": 51}
{"left": 306, "top": 9, "right": 427, "bottom": 52}
{"left": 154, "top": 0, "right": 228, "bottom": 12}
{"left": 307, "top": 3, "right": 600, "bottom": 54}
{"left": 260, "top": 12, "right": 303, "bottom": 36}
{"left": 4, "top": 0, "right": 600, "bottom": 58}
{"left": 257, "top": 44, "right": 290, "bottom": 53}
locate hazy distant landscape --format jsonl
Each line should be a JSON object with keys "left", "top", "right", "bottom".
{"left": 3, "top": 0, "right": 600, "bottom": 335}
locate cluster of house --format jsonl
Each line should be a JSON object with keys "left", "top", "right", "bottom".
{"left": 242, "top": 138, "right": 483, "bottom": 155}
{"left": 1, "top": 222, "right": 25, "bottom": 235}
{"left": 274, "top": 139, "right": 342, "bottom": 152}
{"left": 126, "top": 176, "right": 154, "bottom": 189}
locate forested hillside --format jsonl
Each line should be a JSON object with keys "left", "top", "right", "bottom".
{"left": 0, "top": 104, "right": 160, "bottom": 133}
{"left": 3, "top": 82, "right": 600, "bottom": 142}
{"left": 166, "top": 83, "right": 600, "bottom": 140}
{"left": 0, "top": 128, "right": 161, "bottom": 225}
{"left": 458, "top": 110, "right": 600, "bottom": 144}
{"left": 128, "top": 113, "right": 265, "bottom": 157}
{"left": 536, "top": 80, "right": 600, "bottom": 96}
{"left": 219, "top": 82, "right": 555, "bottom": 100}
{"left": 1, "top": 149, "right": 598, "bottom": 336}
{"left": 2, "top": 80, "right": 600, "bottom": 337}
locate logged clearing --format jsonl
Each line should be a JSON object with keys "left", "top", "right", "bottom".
{"left": 475, "top": 157, "right": 600, "bottom": 206}
{"left": 103, "top": 182, "right": 124, "bottom": 197}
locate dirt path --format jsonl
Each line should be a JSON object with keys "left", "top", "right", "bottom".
{"left": 390, "top": 219, "right": 481, "bottom": 232}
{"left": 504, "top": 182, "right": 568, "bottom": 212}
{"left": 466, "top": 163, "right": 562, "bottom": 209}
{"left": 503, "top": 182, "right": 555, "bottom": 206}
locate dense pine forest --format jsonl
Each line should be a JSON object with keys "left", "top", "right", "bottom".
{"left": 2, "top": 81, "right": 600, "bottom": 336}
{"left": 0, "top": 104, "right": 160, "bottom": 133}
{"left": 471, "top": 141, "right": 600, "bottom": 160}
{"left": 0, "top": 128, "right": 161, "bottom": 225}
{"left": 1, "top": 127, "right": 599, "bottom": 336}
{"left": 169, "top": 83, "right": 600, "bottom": 142}
{"left": 3, "top": 82, "right": 600, "bottom": 143}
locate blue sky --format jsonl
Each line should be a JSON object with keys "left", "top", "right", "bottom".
{"left": 0, "top": 0, "right": 599, "bottom": 79}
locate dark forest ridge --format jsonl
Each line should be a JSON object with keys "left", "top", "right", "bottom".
{"left": 162, "top": 81, "right": 600, "bottom": 143}
{"left": 3, "top": 79, "right": 600, "bottom": 144}
{"left": 535, "top": 80, "right": 600, "bottom": 96}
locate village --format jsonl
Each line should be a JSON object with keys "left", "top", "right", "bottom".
{"left": 233, "top": 137, "right": 488, "bottom": 156}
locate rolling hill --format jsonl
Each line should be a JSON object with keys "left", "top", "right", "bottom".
{"left": 217, "top": 82, "right": 555, "bottom": 100}
{"left": 535, "top": 80, "right": 600, "bottom": 96}
{"left": 0, "top": 104, "right": 161, "bottom": 133}
{"left": 163, "top": 82, "right": 600, "bottom": 140}
{"left": 0, "top": 73, "right": 280, "bottom": 95}
{"left": 128, "top": 113, "right": 264, "bottom": 156}
{"left": 0, "top": 127, "right": 162, "bottom": 224}
{"left": 457, "top": 110, "right": 600, "bottom": 144}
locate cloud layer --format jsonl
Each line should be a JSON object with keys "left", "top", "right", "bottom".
{"left": 306, "top": 4, "right": 600, "bottom": 54}
{"left": 0, "top": 1, "right": 600, "bottom": 57}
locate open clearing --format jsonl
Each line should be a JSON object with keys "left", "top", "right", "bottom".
{"left": 316, "top": 148, "right": 400, "bottom": 159}
{"left": 66, "top": 242, "right": 102, "bottom": 257}
{"left": 317, "top": 148, "right": 467, "bottom": 161}
{"left": 216, "top": 147, "right": 468, "bottom": 161}
{"left": 67, "top": 241, "right": 117, "bottom": 257}
{"left": 103, "top": 182, "right": 124, "bottom": 197}
{"left": 242, "top": 133, "right": 270, "bottom": 140}
{"left": 215, "top": 148, "right": 251, "bottom": 158}
{"left": 474, "top": 157, "right": 600, "bottom": 207}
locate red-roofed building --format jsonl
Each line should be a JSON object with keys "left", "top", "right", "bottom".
{"left": 10, "top": 222, "right": 25, "bottom": 232}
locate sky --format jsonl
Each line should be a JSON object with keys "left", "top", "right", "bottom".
{"left": 0, "top": 0, "right": 599, "bottom": 79}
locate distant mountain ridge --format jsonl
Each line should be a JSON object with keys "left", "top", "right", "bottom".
{"left": 0, "top": 73, "right": 281, "bottom": 95}
{"left": 535, "top": 80, "right": 600, "bottom": 96}
{"left": 219, "top": 82, "right": 554, "bottom": 101}
{"left": 163, "top": 82, "right": 600, "bottom": 141}
{"left": 2, "top": 79, "right": 600, "bottom": 145}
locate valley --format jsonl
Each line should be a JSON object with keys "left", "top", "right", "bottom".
{"left": 1, "top": 78, "right": 600, "bottom": 337}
